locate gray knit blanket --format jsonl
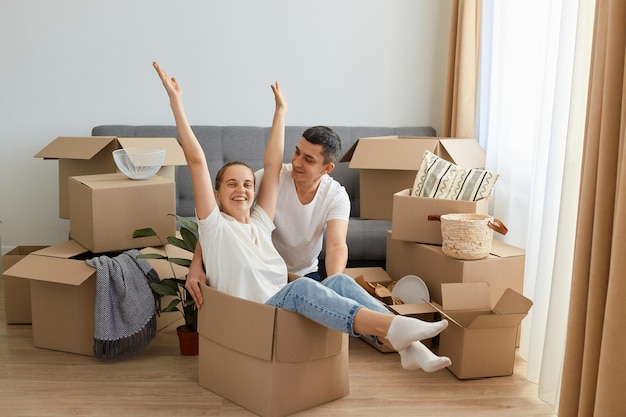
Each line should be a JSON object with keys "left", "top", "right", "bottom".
{"left": 86, "top": 249, "right": 161, "bottom": 360}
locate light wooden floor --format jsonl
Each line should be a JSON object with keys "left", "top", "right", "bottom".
{"left": 0, "top": 279, "right": 556, "bottom": 417}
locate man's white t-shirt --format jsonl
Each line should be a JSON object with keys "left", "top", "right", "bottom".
{"left": 197, "top": 205, "right": 288, "bottom": 303}
{"left": 255, "top": 164, "right": 351, "bottom": 276}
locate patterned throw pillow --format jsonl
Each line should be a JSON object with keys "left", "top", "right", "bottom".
{"left": 411, "top": 151, "right": 499, "bottom": 201}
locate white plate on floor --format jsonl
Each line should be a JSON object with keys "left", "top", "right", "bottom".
{"left": 391, "top": 275, "right": 430, "bottom": 304}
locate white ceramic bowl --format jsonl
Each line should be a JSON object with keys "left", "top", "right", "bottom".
{"left": 113, "top": 147, "right": 166, "bottom": 180}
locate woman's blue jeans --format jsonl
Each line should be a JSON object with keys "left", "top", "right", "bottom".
{"left": 265, "top": 274, "right": 391, "bottom": 342}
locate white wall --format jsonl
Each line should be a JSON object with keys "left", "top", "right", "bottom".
{"left": 0, "top": 0, "right": 451, "bottom": 251}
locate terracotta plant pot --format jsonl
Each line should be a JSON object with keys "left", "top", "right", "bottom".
{"left": 176, "top": 325, "right": 199, "bottom": 356}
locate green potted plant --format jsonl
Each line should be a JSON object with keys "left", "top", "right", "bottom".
{"left": 133, "top": 215, "right": 199, "bottom": 355}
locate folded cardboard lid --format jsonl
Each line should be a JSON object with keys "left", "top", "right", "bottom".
{"left": 34, "top": 136, "right": 117, "bottom": 160}
{"left": 116, "top": 137, "right": 187, "bottom": 166}
{"left": 32, "top": 239, "right": 90, "bottom": 259}
{"left": 388, "top": 303, "right": 437, "bottom": 316}
{"left": 70, "top": 173, "right": 173, "bottom": 189}
{"left": 437, "top": 138, "right": 486, "bottom": 168}
{"left": 3, "top": 240, "right": 94, "bottom": 286}
{"left": 340, "top": 136, "right": 439, "bottom": 170}
{"left": 198, "top": 284, "right": 276, "bottom": 361}
{"left": 490, "top": 239, "right": 525, "bottom": 258}
{"left": 343, "top": 267, "right": 392, "bottom": 284}
{"left": 441, "top": 283, "right": 533, "bottom": 329}
{"left": 35, "top": 136, "right": 187, "bottom": 167}
{"left": 493, "top": 288, "right": 534, "bottom": 315}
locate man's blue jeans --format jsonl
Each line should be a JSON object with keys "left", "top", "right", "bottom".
{"left": 265, "top": 274, "right": 391, "bottom": 341}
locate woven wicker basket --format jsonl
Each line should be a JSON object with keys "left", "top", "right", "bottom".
{"left": 437, "top": 213, "right": 508, "bottom": 260}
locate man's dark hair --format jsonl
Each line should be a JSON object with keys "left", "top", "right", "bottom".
{"left": 301, "top": 126, "right": 342, "bottom": 164}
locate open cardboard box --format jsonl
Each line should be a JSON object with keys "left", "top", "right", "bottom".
{"left": 68, "top": 173, "right": 176, "bottom": 254}
{"left": 2, "top": 245, "right": 49, "bottom": 324}
{"left": 344, "top": 267, "right": 437, "bottom": 352}
{"left": 434, "top": 282, "right": 533, "bottom": 379}
{"left": 198, "top": 283, "right": 349, "bottom": 417}
{"left": 340, "top": 136, "right": 485, "bottom": 220}
{"left": 391, "top": 189, "right": 490, "bottom": 244}
{"left": 3, "top": 240, "right": 187, "bottom": 356}
{"left": 35, "top": 136, "right": 186, "bottom": 218}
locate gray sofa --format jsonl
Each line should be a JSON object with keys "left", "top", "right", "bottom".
{"left": 92, "top": 125, "right": 436, "bottom": 275}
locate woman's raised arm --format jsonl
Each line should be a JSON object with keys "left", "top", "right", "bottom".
{"left": 256, "top": 82, "right": 287, "bottom": 221}
{"left": 153, "top": 62, "right": 216, "bottom": 221}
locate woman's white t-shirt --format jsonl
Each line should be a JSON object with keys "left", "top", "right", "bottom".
{"left": 197, "top": 205, "right": 288, "bottom": 303}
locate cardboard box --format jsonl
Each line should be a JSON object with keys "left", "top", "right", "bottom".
{"left": 2, "top": 245, "right": 49, "bottom": 324}
{"left": 344, "top": 267, "right": 437, "bottom": 352}
{"left": 198, "top": 283, "right": 349, "bottom": 417}
{"left": 4, "top": 240, "right": 184, "bottom": 356}
{"left": 435, "top": 282, "right": 533, "bottom": 379}
{"left": 68, "top": 173, "right": 176, "bottom": 254}
{"left": 386, "top": 231, "right": 525, "bottom": 307}
{"left": 35, "top": 136, "right": 186, "bottom": 218}
{"left": 344, "top": 266, "right": 393, "bottom": 285}
{"left": 340, "top": 136, "right": 485, "bottom": 220}
{"left": 391, "top": 189, "right": 490, "bottom": 244}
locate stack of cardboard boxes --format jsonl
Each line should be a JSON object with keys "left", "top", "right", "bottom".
{"left": 3, "top": 136, "right": 187, "bottom": 355}
{"left": 342, "top": 135, "right": 533, "bottom": 379}
{"left": 3, "top": 136, "right": 351, "bottom": 417}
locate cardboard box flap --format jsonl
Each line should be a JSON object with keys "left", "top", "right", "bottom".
{"left": 343, "top": 267, "right": 392, "bottom": 284}
{"left": 116, "top": 137, "right": 187, "bottom": 167}
{"left": 4, "top": 253, "right": 94, "bottom": 286}
{"left": 71, "top": 173, "right": 171, "bottom": 189}
{"left": 274, "top": 308, "right": 343, "bottom": 363}
{"left": 493, "top": 288, "right": 534, "bottom": 315}
{"left": 32, "top": 239, "right": 90, "bottom": 259}
{"left": 341, "top": 137, "right": 439, "bottom": 170}
{"left": 467, "top": 312, "right": 529, "bottom": 329}
{"left": 441, "top": 282, "right": 491, "bottom": 311}
{"left": 198, "top": 284, "right": 275, "bottom": 361}
{"left": 490, "top": 239, "right": 526, "bottom": 258}
{"left": 437, "top": 138, "right": 486, "bottom": 168}
{"left": 35, "top": 136, "right": 117, "bottom": 160}
{"left": 388, "top": 303, "right": 437, "bottom": 316}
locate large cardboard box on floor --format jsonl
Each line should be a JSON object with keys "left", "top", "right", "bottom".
{"left": 3, "top": 240, "right": 185, "bottom": 356}
{"left": 344, "top": 267, "right": 437, "bottom": 352}
{"left": 2, "top": 245, "right": 48, "bottom": 324}
{"left": 391, "top": 189, "right": 490, "bottom": 244}
{"left": 386, "top": 231, "right": 525, "bottom": 307}
{"left": 340, "top": 136, "right": 485, "bottom": 220}
{"left": 435, "top": 282, "right": 533, "bottom": 379}
{"left": 198, "top": 283, "right": 349, "bottom": 417}
{"left": 35, "top": 136, "right": 186, "bottom": 218}
{"left": 68, "top": 173, "right": 176, "bottom": 254}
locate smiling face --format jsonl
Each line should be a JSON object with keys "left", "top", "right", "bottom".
{"left": 290, "top": 137, "right": 335, "bottom": 185}
{"left": 214, "top": 163, "right": 256, "bottom": 219}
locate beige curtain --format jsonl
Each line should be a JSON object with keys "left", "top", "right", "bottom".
{"left": 558, "top": 0, "right": 626, "bottom": 416}
{"left": 442, "top": 0, "right": 481, "bottom": 138}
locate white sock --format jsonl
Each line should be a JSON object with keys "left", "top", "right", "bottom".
{"left": 399, "top": 341, "right": 452, "bottom": 372}
{"left": 386, "top": 315, "right": 449, "bottom": 351}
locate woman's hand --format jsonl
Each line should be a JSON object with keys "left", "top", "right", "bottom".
{"left": 153, "top": 61, "right": 183, "bottom": 102}
{"left": 270, "top": 81, "right": 288, "bottom": 114}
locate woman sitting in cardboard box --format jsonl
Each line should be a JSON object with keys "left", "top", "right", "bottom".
{"left": 153, "top": 61, "right": 450, "bottom": 373}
